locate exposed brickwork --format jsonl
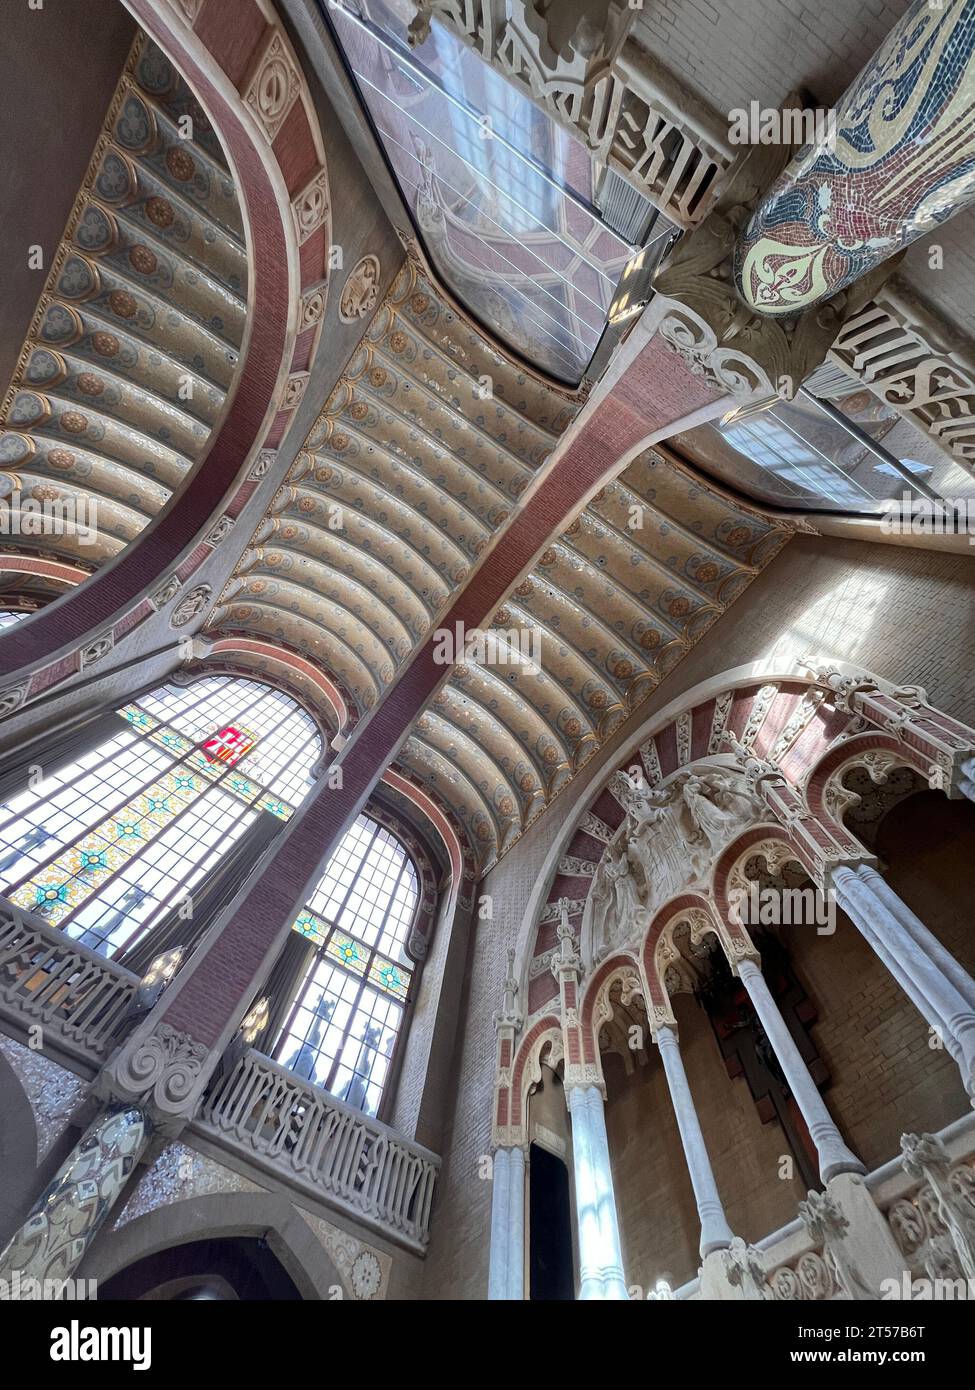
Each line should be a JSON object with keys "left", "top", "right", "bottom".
{"left": 420, "top": 536, "right": 975, "bottom": 1299}
{"left": 634, "top": 0, "right": 913, "bottom": 115}
{"left": 633, "top": 0, "right": 975, "bottom": 337}
{"left": 605, "top": 995, "right": 806, "bottom": 1294}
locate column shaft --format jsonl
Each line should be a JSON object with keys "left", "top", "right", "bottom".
{"left": 736, "top": 0, "right": 975, "bottom": 314}
{"left": 834, "top": 867, "right": 975, "bottom": 1094}
{"left": 656, "top": 1025, "right": 734, "bottom": 1256}
{"left": 488, "top": 1147, "right": 512, "bottom": 1300}
{"left": 737, "top": 958, "right": 863, "bottom": 1181}
{"left": 508, "top": 1146, "right": 525, "bottom": 1300}
{"left": 855, "top": 865, "right": 975, "bottom": 1011}
{"left": 0, "top": 1106, "right": 149, "bottom": 1292}
{"left": 567, "top": 1085, "right": 628, "bottom": 1299}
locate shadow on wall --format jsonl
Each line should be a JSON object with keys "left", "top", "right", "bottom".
{"left": 0, "top": 1049, "right": 39, "bottom": 1247}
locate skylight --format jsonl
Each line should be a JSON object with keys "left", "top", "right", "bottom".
{"left": 326, "top": 0, "right": 659, "bottom": 383}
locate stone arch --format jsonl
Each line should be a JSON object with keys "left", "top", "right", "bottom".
{"left": 79, "top": 1191, "right": 349, "bottom": 1301}
{"left": 579, "top": 955, "right": 643, "bottom": 1074}
{"left": 805, "top": 731, "right": 933, "bottom": 837}
{"left": 506, "top": 1017, "right": 562, "bottom": 1144}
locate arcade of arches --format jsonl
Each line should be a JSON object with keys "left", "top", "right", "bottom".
{"left": 2, "top": 0, "right": 975, "bottom": 1305}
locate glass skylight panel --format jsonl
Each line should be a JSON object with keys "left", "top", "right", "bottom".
{"left": 327, "top": 0, "right": 642, "bottom": 382}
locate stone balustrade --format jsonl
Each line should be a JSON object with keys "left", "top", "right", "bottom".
{"left": 0, "top": 896, "right": 138, "bottom": 1069}
{"left": 197, "top": 1048, "right": 440, "bottom": 1253}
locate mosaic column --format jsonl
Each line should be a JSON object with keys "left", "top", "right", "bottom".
{"left": 736, "top": 959, "right": 864, "bottom": 1181}
{"left": 0, "top": 1105, "right": 149, "bottom": 1292}
{"left": 736, "top": 0, "right": 975, "bottom": 316}
{"left": 654, "top": 1024, "right": 735, "bottom": 1257}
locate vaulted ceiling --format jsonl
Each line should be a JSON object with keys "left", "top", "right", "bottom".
{"left": 207, "top": 257, "right": 581, "bottom": 718}
{"left": 0, "top": 33, "right": 244, "bottom": 570}
{"left": 210, "top": 259, "right": 794, "bottom": 872}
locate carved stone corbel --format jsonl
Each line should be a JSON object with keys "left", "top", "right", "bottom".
{"left": 901, "top": 1133, "right": 975, "bottom": 1282}
{"left": 652, "top": 136, "right": 899, "bottom": 400}
{"left": 95, "top": 1021, "right": 210, "bottom": 1137}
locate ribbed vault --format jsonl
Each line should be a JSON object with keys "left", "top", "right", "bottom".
{"left": 0, "top": 34, "right": 245, "bottom": 567}
{"left": 398, "top": 451, "right": 792, "bottom": 866}
{"left": 208, "top": 258, "right": 582, "bottom": 721}
{"left": 209, "top": 254, "right": 793, "bottom": 871}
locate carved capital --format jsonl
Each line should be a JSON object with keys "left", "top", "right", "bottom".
{"left": 97, "top": 1022, "right": 209, "bottom": 1134}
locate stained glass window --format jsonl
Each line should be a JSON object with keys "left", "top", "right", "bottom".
{"left": 276, "top": 814, "right": 420, "bottom": 1118}
{"left": 0, "top": 675, "right": 322, "bottom": 957}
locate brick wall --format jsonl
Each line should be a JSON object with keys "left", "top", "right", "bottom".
{"left": 419, "top": 535, "right": 975, "bottom": 1298}
{"left": 634, "top": 0, "right": 912, "bottom": 115}
{"left": 605, "top": 990, "right": 808, "bottom": 1294}
{"left": 786, "top": 791, "right": 975, "bottom": 1173}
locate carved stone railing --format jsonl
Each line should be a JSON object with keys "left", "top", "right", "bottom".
{"left": 760, "top": 1226, "right": 843, "bottom": 1301}
{"left": 0, "top": 896, "right": 138, "bottom": 1068}
{"left": 869, "top": 1113, "right": 975, "bottom": 1283}
{"left": 197, "top": 1049, "right": 440, "bottom": 1253}
{"left": 409, "top": 1, "right": 732, "bottom": 227}
{"left": 829, "top": 286, "right": 975, "bottom": 465}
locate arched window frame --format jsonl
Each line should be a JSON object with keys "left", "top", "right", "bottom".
{"left": 0, "top": 674, "right": 323, "bottom": 958}
{"left": 273, "top": 810, "right": 433, "bottom": 1122}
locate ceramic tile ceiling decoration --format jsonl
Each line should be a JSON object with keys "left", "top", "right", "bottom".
{"left": 210, "top": 246, "right": 793, "bottom": 871}
{"left": 391, "top": 449, "right": 793, "bottom": 870}
{"left": 0, "top": 33, "right": 246, "bottom": 569}
{"left": 207, "top": 257, "right": 582, "bottom": 719}
{"left": 327, "top": 0, "right": 641, "bottom": 384}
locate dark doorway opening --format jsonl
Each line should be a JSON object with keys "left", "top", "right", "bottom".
{"left": 99, "top": 1236, "right": 303, "bottom": 1300}
{"left": 529, "top": 1142, "right": 574, "bottom": 1299}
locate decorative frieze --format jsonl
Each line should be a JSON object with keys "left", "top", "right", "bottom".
{"left": 830, "top": 291, "right": 975, "bottom": 463}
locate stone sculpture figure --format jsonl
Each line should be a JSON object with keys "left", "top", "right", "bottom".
{"left": 589, "top": 840, "right": 644, "bottom": 955}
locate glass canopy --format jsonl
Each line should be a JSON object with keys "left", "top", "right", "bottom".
{"left": 672, "top": 368, "right": 975, "bottom": 514}
{"left": 326, "top": 0, "right": 653, "bottom": 383}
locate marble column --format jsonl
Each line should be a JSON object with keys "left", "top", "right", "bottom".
{"left": 737, "top": 958, "right": 864, "bottom": 1181}
{"left": 566, "top": 1084, "right": 629, "bottom": 1299}
{"left": 833, "top": 865, "right": 975, "bottom": 1096}
{"left": 959, "top": 756, "right": 975, "bottom": 803}
{"left": 736, "top": 0, "right": 975, "bottom": 315}
{"left": 655, "top": 1025, "right": 734, "bottom": 1256}
{"left": 487, "top": 1146, "right": 526, "bottom": 1300}
{"left": 854, "top": 864, "right": 975, "bottom": 1011}
{"left": 0, "top": 1105, "right": 149, "bottom": 1292}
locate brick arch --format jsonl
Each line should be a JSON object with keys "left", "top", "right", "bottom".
{"left": 579, "top": 953, "right": 642, "bottom": 1070}
{"left": 710, "top": 823, "right": 809, "bottom": 921}
{"left": 805, "top": 731, "right": 932, "bottom": 826}
{"left": 0, "top": 0, "right": 331, "bottom": 704}
{"left": 508, "top": 1016, "right": 562, "bottom": 1139}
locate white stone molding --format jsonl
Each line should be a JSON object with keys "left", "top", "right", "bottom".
{"left": 243, "top": 26, "right": 301, "bottom": 144}
{"left": 339, "top": 255, "right": 382, "bottom": 323}
{"left": 831, "top": 287, "right": 975, "bottom": 464}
